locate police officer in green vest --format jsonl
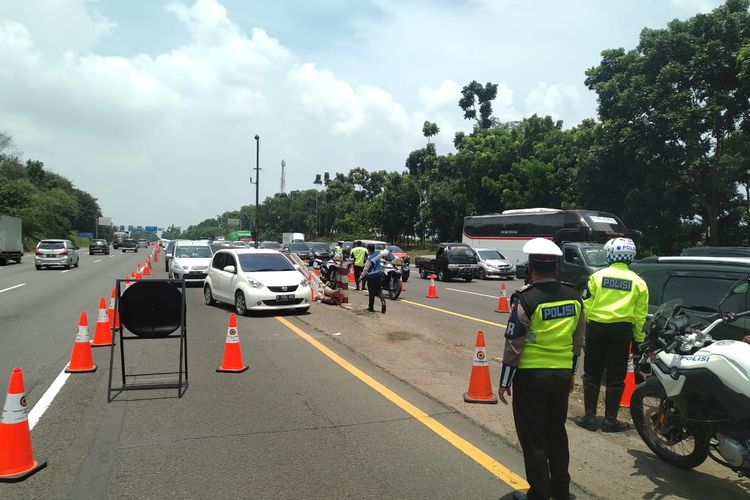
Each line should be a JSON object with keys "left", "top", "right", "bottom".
{"left": 575, "top": 237, "right": 648, "bottom": 433}
{"left": 498, "top": 238, "right": 585, "bottom": 500}
{"left": 350, "top": 241, "right": 368, "bottom": 291}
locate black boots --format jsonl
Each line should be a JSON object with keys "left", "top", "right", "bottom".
{"left": 381, "top": 299, "right": 386, "bottom": 314}
{"left": 574, "top": 383, "right": 600, "bottom": 431}
{"left": 601, "top": 388, "right": 630, "bottom": 432}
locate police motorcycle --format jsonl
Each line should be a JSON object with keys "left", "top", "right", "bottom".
{"left": 630, "top": 284, "right": 750, "bottom": 475}
{"left": 380, "top": 253, "right": 403, "bottom": 300}
{"left": 313, "top": 256, "right": 341, "bottom": 288}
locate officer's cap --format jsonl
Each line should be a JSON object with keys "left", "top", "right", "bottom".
{"left": 523, "top": 238, "right": 562, "bottom": 260}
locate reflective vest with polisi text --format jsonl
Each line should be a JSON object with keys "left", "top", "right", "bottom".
{"left": 517, "top": 281, "right": 581, "bottom": 369}
{"left": 583, "top": 262, "right": 649, "bottom": 342}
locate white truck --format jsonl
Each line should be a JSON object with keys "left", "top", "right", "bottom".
{"left": 282, "top": 232, "right": 305, "bottom": 245}
{"left": 0, "top": 214, "right": 23, "bottom": 265}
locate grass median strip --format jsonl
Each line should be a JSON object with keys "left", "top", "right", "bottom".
{"left": 275, "top": 316, "right": 528, "bottom": 492}
{"left": 400, "top": 299, "right": 507, "bottom": 329}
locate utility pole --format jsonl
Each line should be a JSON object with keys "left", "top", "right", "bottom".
{"left": 280, "top": 159, "right": 286, "bottom": 194}
{"left": 252, "top": 135, "right": 260, "bottom": 248}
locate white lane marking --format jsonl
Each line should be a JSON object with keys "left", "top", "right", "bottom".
{"left": 109, "top": 255, "right": 115, "bottom": 258}
{"left": 445, "top": 287, "right": 499, "bottom": 299}
{"left": 61, "top": 269, "right": 71, "bottom": 273}
{"left": 28, "top": 367, "right": 70, "bottom": 430}
{"left": 0, "top": 283, "right": 26, "bottom": 294}
{"left": 93, "top": 259, "right": 103, "bottom": 263}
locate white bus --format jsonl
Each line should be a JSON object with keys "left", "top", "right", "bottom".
{"left": 462, "top": 208, "right": 638, "bottom": 264}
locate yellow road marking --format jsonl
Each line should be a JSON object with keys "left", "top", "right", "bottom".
{"left": 400, "top": 299, "right": 507, "bottom": 329}
{"left": 275, "top": 316, "right": 528, "bottom": 492}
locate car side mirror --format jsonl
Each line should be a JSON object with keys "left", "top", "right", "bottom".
{"left": 223, "top": 265, "right": 236, "bottom": 274}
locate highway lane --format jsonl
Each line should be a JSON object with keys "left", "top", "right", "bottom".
{"left": 0, "top": 251, "right": 560, "bottom": 499}
{"left": 0, "top": 248, "right": 149, "bottom": 409}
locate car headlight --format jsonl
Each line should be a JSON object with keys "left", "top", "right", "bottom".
{"left": 247, "top": 278, "right": 264, "bottom": 289}
{"left": 447, "top": 264, "right": 459, "bottom": 270}
{"left": 299, "top": 278, "right": 309, "bottom": 288}
{"left": 173, "top": 262, "right": 182, "bottom": 269}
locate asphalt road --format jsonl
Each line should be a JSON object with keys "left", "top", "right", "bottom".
{"left": 0, "top": 251, "right": 553, "bottom": 499}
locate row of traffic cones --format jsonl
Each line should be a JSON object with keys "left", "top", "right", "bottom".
{"left": 0, "top": 246, "right": 161, "bottom": 481}
{"left": 462, "top": 329, "right": 637, "bottom": 407}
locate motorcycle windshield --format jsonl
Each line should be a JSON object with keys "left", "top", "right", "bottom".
{"left": 647, "top": 298, "right": 683, "bottom": 333}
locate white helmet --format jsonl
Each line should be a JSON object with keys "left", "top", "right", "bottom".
{"left": 604, "top": 237, "right": 636, "bottom": 264}
{"left": 522, "top": 238, "right": 562, "bottom": 257}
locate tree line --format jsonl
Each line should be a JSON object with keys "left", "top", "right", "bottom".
{"left": 181, "top": 2, "right": 750, "bottom": 255}
{"left": 0, "top": 133, "right": 108, "bottom": 246}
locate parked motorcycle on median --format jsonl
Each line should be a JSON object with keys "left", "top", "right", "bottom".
{"left": 313, "top": 257, "right": 343, "bottom": 289}
{"left": 630, "top": 284, "right": 750, "bottom": 476}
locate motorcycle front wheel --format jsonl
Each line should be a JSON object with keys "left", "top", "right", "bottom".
{"left": 388, "top": 276, "right": 401, "bottom": 300}
{"left": 630, "top": 377, "right": 710, "bottom": 469}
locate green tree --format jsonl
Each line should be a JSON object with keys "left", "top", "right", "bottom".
{"left": 422, "top": 121, "right": 440, "bottom": 143}
{"left": 458, "top": 80, "right": 499, "bottom": 129}
{"left": 585, "top": 0, "right": 750, "bottom": 245}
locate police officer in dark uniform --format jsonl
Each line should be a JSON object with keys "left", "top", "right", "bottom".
{"left": 498, "top": 238, "right": 585, "bottom": 500}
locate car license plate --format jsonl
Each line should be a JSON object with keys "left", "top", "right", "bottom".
{"left": 276, "top": 294, "right": 295, "bottom": 302}
{"left": 47, "top": 254, "right": 56, "bottom": 258}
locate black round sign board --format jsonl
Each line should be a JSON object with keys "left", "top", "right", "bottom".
{"left": 120, "top": 281, "right": 182, "bottom": 338}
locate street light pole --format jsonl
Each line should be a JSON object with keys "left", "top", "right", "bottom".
{"left": 254, "top": 134, "right": 260, "bottom": 249}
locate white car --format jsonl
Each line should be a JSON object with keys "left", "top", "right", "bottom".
{"left": 203, "top": 249, "right": 311, "bottom": 315}
{"left": 169, "top": 241, "right": 213, "bottom": 282}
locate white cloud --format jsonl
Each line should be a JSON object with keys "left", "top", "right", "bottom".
{"left": 418, "top": 80, "right": 461, "bottom": 110}
{"left": 669, "top": 0, "right": 723, "bottom": 13}
{"left": 524, "top": 83, "right": 583, "bottom": 122}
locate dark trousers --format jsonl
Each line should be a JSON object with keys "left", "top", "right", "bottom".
{"left": 354, "top": 265, "right": 364, "bottom": 290}
{"left": 366, "top": 273, "right": 383, "bottom": 310}
{"left": 512, "top": 369, "right": 572, "bottom": 500}
{"left": 582, "top": 321, "right": 631, "bottom": 390}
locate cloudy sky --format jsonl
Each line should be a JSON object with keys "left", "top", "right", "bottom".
{"left": 0, "top": 0, "right": 724, "bottom": 229}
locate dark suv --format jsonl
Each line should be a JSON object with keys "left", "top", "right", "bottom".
{"left": 121, "top": 239, "right": 138, "bottom": 253}
{"left": 89, "top": 239, "right": 110, "bottom": 255}
{"left": 631, "top": 256, "right": 750, "bottom": 340}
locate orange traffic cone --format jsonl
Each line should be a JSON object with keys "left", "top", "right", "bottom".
{"left": 135, "top": 271, "right": 142, "bottom": 280}
{"left": 496, "top": 282, "right": 509, "bottom": 313}
{"left": 620, "top": 358, "right": 636, "bottom": 408}
{"left": 216, "top": 314, "right": 248, "bottom": 373}
{"left": 130, "top": 271, "right": 136, "bottom": 281}
{"left": 0, "top": 368, "right": 47, "bottom": 482}
{"left": 143, "top": 262, "right": 151, "bottom": 276}
{"left": 108, "top": 287, "right": 120, "bottom": 330}
{"left": 348, "top": 265, "right": 355, "bottom": 283}
{"left": 66, "top": 312, "right": 97, "bottom": 373}
{"left": 136, "top": 262, "right": 142, "bottom": 272}
{"left": 426, "top": 274, "right": 438, "bottom": 298}
{"left": 464, "top": 331, "right": 498, "bottom": 404}
{"left": 91, "top": 297, "right": 114, "bottom": 347}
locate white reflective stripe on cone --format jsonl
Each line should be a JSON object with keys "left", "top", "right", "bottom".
{"left": 1, "top": 393, "right": 28, "bottom": 424}
{"left": 225, "top": 327, "right": 240, "bottom": 344}
{"left": 75, "top": 325, "right": 91, "bottom": 343}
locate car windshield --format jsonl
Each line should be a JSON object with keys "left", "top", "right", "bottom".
{"left": 308, "top": 243, "right": 329, "bottom": 251}
{"left": 478, "top": 250, "right": 504, "bottom": 260}
{"left": 388, "top": 246, "right": 404, "bottom": 253}
{"left": 260, "top": 242, "right": 282, "bottom": 249}
{"left": 175, "top": 246, "right": 212, "bottom": 258}
{"left": 289, "top": 243, "right": 310, "bottom": 251}
{"left": 582, "top": 247, "right": 608, "bottom": 266}
{"left": 447, "top": 246, "right": 473, "bottom": 257}
{"left": 239, "top": 253, "right": 295, "bottom": 272}
{"left": 39, "top": 241, "right": 65, "bottom": 249}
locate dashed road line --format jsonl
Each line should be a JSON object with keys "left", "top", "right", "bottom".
{"left": 400, "top": 299, "right": 507, "bottom": 329}
{"left": 275, "top": 316, "right": 528, "bottom": 491}
{"left": 61, "top": 269, "right": 71, "bottom": 273}
{"left": 29, "top": 367, "right": 70, "bottom": 430}
{"left": 94, "top": 259, "right": 103, "bottom": 263}
{"left": 445, "top": 287, "right": 499, "bottom": 299}
{"left": 0, "top": 283, "right": 26, "bottom": 294}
